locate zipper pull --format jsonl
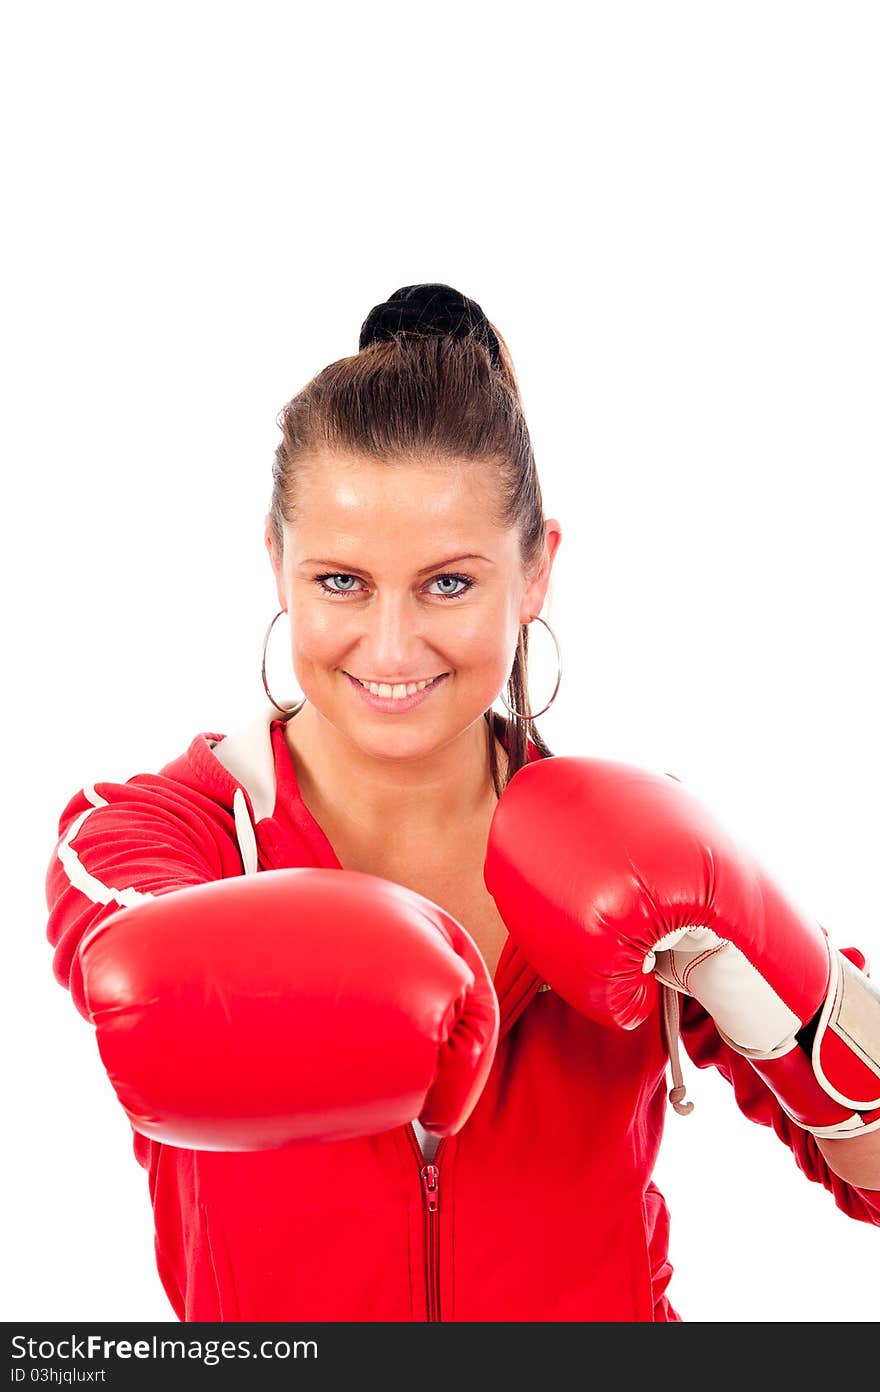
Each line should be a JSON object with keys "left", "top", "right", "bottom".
{"left": 420, "top": 1164, "right": 439, "bottom": 1212}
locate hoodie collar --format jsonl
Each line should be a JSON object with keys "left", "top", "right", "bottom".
{"left": 207, "top": 705, "right": 539, "bottom": 827}
{"left": 209, "top": 703, "right": 287, "bottom": 823}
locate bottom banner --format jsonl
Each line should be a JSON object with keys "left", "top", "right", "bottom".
{"left": 3, "top": 1320, "right": 681, "bottom": 1385}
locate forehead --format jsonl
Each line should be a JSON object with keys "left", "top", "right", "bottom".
{"left": 288, "top": 455, "right": 510, "bottom": 551}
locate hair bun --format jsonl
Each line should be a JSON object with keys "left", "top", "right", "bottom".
{"left": 359, "top": 282, "right": 501, "bottom": 367}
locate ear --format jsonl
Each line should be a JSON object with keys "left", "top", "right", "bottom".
{"left": 520, "top": 518, "right": 562, "bottom": 622}
{"left": 264, "top": 515, "right": 286, "bottom": 611}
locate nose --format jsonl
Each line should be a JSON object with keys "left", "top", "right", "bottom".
{"left": 348, "top": 592, "right": 442, "bottom": 679}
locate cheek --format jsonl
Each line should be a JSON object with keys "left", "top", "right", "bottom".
{"left": 288, "top": 606, "right": 348, "bottom": 656}
{"left": 441, "top": 610, "right": 522, "bottom": 685}
{"left": 451, "top": 620, "right": 510, "bottom": 664}
{"left": 454, "top": 599, "right": 522, "bottom": 649}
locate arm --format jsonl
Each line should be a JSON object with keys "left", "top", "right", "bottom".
{"left": 46, "top": 774, "right": 240, "bottom": 1019}
{"left": 678, "top": 992, "right": 880, "bottom": 1216}
{"left": 483, "top": 755, "right": 880, "bottom": 1209}
{"left": 816, "top": 1129, "right": 880, "bottom": 1189}
{"left": 47, "top": 774, "right": 499, "bottom": 1149}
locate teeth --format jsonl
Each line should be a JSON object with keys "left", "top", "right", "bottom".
{"left": 355, "top": 675, "right": 442, "bottom": 699}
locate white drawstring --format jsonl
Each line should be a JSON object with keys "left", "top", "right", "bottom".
{"left": 662, "top": 985, "right": 694, "bottom": 1116}
{"left": 232, "top": 788, "right": 259, "bottom": 876}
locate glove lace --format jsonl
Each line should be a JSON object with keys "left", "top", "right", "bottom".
{"left": 662, "top": 985, "right": 694, "bottom": 1116}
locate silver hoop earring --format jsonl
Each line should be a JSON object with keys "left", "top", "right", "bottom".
{"left": 498, "top": 614, "right": 562, "bottom": 721}
{"left": 261, "top": 609, "right": 307, "bottom": 716}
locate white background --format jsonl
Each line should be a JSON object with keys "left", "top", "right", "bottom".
{"left": 3, "top": 1, "right": 879, "bottom": 1324}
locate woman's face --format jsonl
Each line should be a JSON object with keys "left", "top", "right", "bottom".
{"left": 265, "top": 455, "right": 561, "bottom": 760}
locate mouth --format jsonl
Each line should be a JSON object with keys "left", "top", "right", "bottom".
{"left": 342, "top": 670, "right": 452, "bottom": 713}
{"left": 344, "top": 671, "right": 449, "bottom": 696}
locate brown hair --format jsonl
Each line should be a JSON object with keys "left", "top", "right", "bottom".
{"left": 268, "top": 311, "right": 555, "bottom": 797}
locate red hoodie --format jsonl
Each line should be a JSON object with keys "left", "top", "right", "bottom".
{"left": 44, "top": 707, "right": 880, "bottom": 1321}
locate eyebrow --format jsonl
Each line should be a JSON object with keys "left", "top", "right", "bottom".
{"left": 299, "top": 553, "right": 495, "bottom": 575}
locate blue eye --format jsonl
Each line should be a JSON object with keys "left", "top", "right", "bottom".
{"left": 313, "top": 573, "right": 475, "bottom": 601}
{"left": 432, "top": 574, "right": 473, "bottom": 599}
{"left": 315, "top": 573, "right": 360, "bottom": 595}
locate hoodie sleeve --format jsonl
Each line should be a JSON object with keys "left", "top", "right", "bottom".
{"left": 677, "top": 992, "right": 880, "bottom": 1226}
{"left": 45, "top": 771, "right": 245, "bottom": 1022}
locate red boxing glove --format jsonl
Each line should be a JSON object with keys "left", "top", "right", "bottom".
{"left": 77, "top": 867, "right": 499, "bottom": 1150}
{"left": 484, "top": 756, "right": 880, "bottom": 1140}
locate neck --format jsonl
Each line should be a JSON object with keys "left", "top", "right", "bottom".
{"left": 284, "top": 703, "right": 507, "bottom": 844}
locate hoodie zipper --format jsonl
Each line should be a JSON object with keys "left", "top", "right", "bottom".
{"left": 402, "top": 968, "right": 547, "bottom": 1322}
{"left": 409, "top": 1126, "right": 448, "bottom": 1321}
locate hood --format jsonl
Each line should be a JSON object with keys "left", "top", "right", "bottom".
{"left": 201, "top": 703, "right": 287, "bottom": 876}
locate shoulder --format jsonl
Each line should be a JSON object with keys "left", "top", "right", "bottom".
{"left": 49, "top": 707, "right": 285, "bottom": 857}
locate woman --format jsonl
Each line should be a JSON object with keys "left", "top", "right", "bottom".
{"left": 45, "top": 283, "right": 880, "bottom": 1322}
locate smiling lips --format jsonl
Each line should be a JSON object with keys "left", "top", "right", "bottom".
{"left": 346, "top": 672, "right": 447, "bottom": 695}
{"left": 344, "top": 671, "right": 449, "bottom": 704}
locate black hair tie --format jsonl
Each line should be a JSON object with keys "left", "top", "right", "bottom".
{"left": 359, "top": 282, "right": 501, "bottom": 368}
